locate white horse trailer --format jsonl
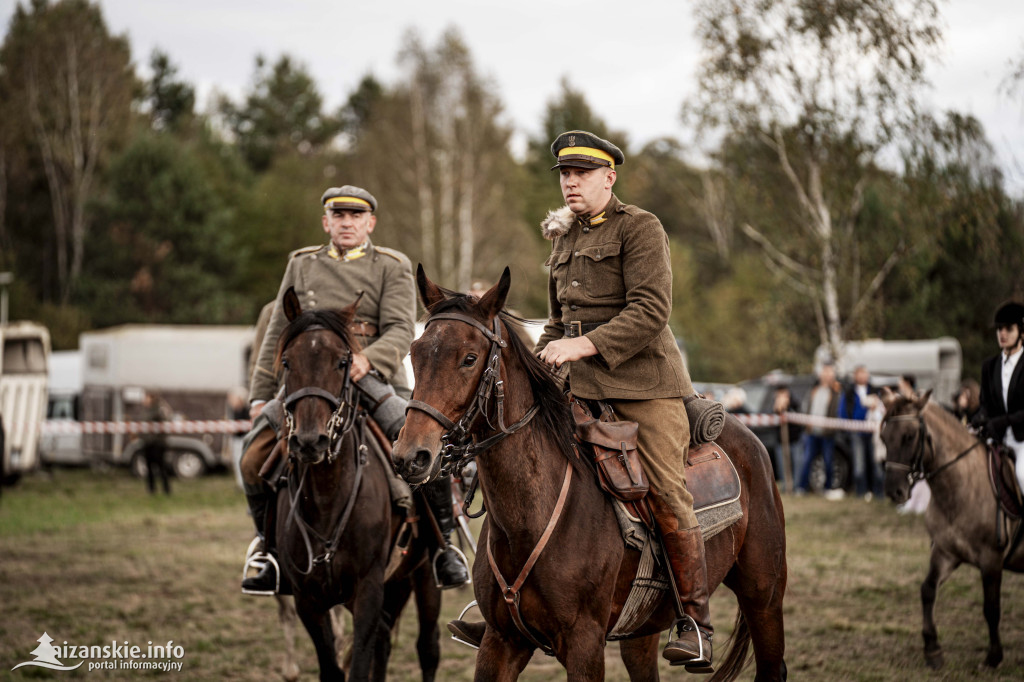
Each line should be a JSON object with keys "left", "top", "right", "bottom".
{"left": 0, "top": 321, "right": 50, "bottom": 483}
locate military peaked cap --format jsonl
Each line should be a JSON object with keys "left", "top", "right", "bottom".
{"left": 550, "top": 130, "right": 625, "bottom": 170}
{"left": 321, "top": 185, "right": 377, "bottom": 212}
{"left": 994, "top": 301, "right": 1024, "bottom": 327}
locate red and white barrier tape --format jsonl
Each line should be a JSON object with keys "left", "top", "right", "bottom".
{"left": 733, "top": 412, "right": 879, "bottom": 433}
{"left": 39, "top": 419, "right": 252, "bottom": 436}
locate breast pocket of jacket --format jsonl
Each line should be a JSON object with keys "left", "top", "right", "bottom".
{"left": 578, "top": 242, "right": 623, "bottom": 300}
{"left": 545, "top": 249, "right": 573, "bottom": 294}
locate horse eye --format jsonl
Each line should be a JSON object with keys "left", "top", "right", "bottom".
{"left": 281, "top": 358, "right": 290, "bottom": 371}
{"left": 461, "top": 353, "right": 478, "bottom": 368}
{"left": 336, "top": 358, "right": 347, "bottom": 371}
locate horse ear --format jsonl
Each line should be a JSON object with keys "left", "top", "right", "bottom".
{"left": 914, "top": 388, "right": 933, "bottom": 411}
{"left": 337, "top": 292, "right": 363, "bottom": 324}
{"left": 416, "top": 264, "right": 446, "bottom": 309}
{"left": 282, "top": 287, "right": 302, "bottom": 322}
{"left": 475, "top": 267, "right": 511, "bottom": 320}
{"left": 879, "top": 386, "right": 897, "bottom": 409}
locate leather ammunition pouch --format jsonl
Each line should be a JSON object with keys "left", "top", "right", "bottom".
{"left": 571, "top": 397, "right": 648, "bottom": 501}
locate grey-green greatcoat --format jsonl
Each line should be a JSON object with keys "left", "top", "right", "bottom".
{"left": 535, "top": 194, "right": 694, "bottom": 401}
{"left": 249, "top": 240, "right": 416, "bottom": 402}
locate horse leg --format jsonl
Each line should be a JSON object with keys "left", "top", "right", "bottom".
{"left": 981, "top": 564, "right": 1004, "bottom": 668}
{"left": 375, "top": 578, "right": 413, "bottom": 682}
{"left": 732, "top": 587, "right": 787, "bottom": 681}
{"left": 921, "top": 546, "right": 959, "bottom": 670}
{"left": 347, "top": 578, "right": 387, "bottom": 682}
{"left": 276, "top": 595, "right": 301, "bottom": 682}
{"left": 328, "top": 605, "right": 350, "bottom": 674}
{"left": 561, "top": 621, "right": 607, "bottom": 682}
{"left": 411, "top": 562, "right": 441, "bottom": 682}
{"left": 474, "top": 628, "right": 533, "bottom": 682}
{"left": 295, "top": 597, "right": 346, "bottom": 682}
{"left": 619, "top": 633, "right": 660, "bottom": 682}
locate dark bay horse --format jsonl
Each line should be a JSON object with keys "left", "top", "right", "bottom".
{"left": 881, "top": 388, "right": 1024, "bottom": 670}
{"left": 393, "top": 267, "right": 788, "bottom": 681}
{"left": 273, "top": 288, "right": 441, "bottom": 681}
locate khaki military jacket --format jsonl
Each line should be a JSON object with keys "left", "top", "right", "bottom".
{"left": 249, "top": 240, "right": 416, "bottom": 402}
{"left": 535, "top": 195, "right": 693, "bottom": 401}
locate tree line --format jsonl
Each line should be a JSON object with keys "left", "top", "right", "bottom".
{"left": 1, "top": 0, "right": 1021, "bottom": 384}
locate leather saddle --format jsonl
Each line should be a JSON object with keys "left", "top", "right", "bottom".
{"left": 622, "top": 441, "right": 742, "bottom": 531}
{"left": 988, "top": 442, "right": 1023, "bottom": 520}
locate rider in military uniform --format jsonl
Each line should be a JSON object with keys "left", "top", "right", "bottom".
{"left": 449, "top": 132, "right": 714, "bottom": 671}
{"left": 240, "top": 185, "right": 470, "bottom": 594}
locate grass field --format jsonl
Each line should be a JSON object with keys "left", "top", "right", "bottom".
{"left": 1, "top": 468, "right": 1023, "bottom": 680}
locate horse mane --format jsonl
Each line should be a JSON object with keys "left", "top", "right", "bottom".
{"left": 426, "top": 294, "right": 583, "bottom": 474}
{"left": 275, "top": 309, "right": 360, "bottom": 373}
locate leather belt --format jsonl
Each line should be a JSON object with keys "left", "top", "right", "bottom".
{"left": 563, "top": 321, "right": 606, "bottom": 338}
{"left": 350, "top": 321, "right": 379, "bottom": 337}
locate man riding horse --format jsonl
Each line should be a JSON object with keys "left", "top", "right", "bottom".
{"left": 450, "top": 131, "right": 714, "bottom": 671}
{"left": 240, "top": 185, "right": 470, "bottom": 595}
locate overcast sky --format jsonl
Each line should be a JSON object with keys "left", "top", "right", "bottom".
{"left": 4, "top": 0, "right": 1023, "bottom": 192}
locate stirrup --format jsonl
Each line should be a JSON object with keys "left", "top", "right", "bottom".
{"left": 241, "top": 551, "right": 280, "bottom": 596}
{"left": 665, "top": 615, "right": 714, "bottom": 672}
{"left": 432, "top": 544, "right": 472, "bottom": 589}
{"left": 448, "top": 600, "right": 481, "bottom": 650}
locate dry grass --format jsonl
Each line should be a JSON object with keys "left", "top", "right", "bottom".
{"left": 1, "top": 469, "right": 1022, "bottom": 680}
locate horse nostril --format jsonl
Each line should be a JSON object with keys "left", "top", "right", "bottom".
{"left": 414, "top": 448, "right": 433, "bottom": 471}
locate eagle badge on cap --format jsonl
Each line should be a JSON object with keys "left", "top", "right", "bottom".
{"left": 568, "top": 135, "right": 576, "bottom": 146}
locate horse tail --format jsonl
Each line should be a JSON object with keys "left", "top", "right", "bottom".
{"left": 707, "top": 608, "right": 752, "bottom": 682}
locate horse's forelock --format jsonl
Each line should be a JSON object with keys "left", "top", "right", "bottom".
{"left": 275, "top": 309, "right": 359, "bottom": 373}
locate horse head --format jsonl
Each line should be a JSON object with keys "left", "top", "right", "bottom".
{"left": 392, "top": 265, "right": 511, "bottom": 484}
{"left": 276, "top": 287, "right": 361, "bottom": 465}
{"left": 879, "top": 386, "right": 933, "bottom": 504}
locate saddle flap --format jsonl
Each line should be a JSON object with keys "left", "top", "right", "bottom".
{"left": 988, "top": 444, "right": 1023, "bottom": 519}
{"left": 685, "top": 442, "right": 741, "bottom": 513}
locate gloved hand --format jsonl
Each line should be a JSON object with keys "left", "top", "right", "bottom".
{"left": 988, "top": 414, "right": 1010, "bottom": 437}
{"left": 969, "top": 411, "right": 987, "bottom": 433}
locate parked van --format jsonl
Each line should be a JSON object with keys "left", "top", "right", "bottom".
{"left": 0, "top": 321, "right": 50, "bottom": 483}
{"left": 39, "top": 350, "right": 85, "bottom": 466}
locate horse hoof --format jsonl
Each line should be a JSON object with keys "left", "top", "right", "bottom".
{"left": 982, "top": 652, "right": 1003, "bottom": 669}
{"left": 924, "top": 651, "right": 943, "bottom": 670}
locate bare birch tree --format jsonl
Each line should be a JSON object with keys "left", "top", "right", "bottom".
{"left": 688, "top": 0, "right": 944, "bottom": 359}
{"left": 0, "top": 0, "right": 134, "bottom": 302}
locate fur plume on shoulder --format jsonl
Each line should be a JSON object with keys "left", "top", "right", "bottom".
{"left": 541, "top": 206, "right": 575, "bottom": 240}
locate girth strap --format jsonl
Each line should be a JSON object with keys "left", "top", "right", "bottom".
{"left": 486, "top": 461, "right": 573, "bottom": 655}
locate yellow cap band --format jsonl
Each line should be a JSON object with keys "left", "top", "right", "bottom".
{"left": 325, "top": 196, "right": 372, "bottom": 210}
{"left": 558, "top": 146, "right": 615, "bottom": 168}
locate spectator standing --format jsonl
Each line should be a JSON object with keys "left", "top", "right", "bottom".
{"left": 141, "top": 392, "right": 171, "bottom": 495}
{"left": 839, "top": 365, "right": 882, "bottom": 500}
{"left": 796, "top": 362, "right": 840, "bottom": 496}
{"left": 772, "top": 385, "right": 802, "bottom": 492}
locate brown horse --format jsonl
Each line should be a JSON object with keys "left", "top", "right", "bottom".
{"left": 273, "top": 288, "right": 441, "bottom": 681}
{"left": 393, "top": 267, "right": 788, "bottom": 681}
{"left": 881, "top": 388, "right": 1024, "bottom": 670}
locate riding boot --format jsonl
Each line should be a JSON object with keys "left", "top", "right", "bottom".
{"left": 422, "top": 476, "right": 471, "bottom": 589}
{"left": 241, "top": 486, "right": 280, "bottom": 595}
{"left": 649, "top": 494, "right": 714, "bottom": 672}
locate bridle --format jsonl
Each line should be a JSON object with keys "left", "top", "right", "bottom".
{"left": 281, "top": 339, "right": 356, "bottom": 464}
{"left": 278, "top": 326, "right": 366, "bottom": 578}
{"left": 883, "top": 412, "right": 981, "bottom": 486}
{"left": 405, "top": 312, "right": 540, "bottom": 480}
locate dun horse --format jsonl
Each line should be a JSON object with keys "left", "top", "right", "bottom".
{"left": 272, "top": 288, "right": 441, "bottom": 682}
{"left": 393, "top": 267, "right": 788, "bottom": 681}
{"left": 881, "top": 388, "right": 1024, "bottom": 670}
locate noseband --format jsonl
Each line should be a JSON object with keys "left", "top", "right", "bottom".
{"left": 883, "top": 412, "right": 981, "bottom": 486}
{"left": 405, "top": 312, "right": 539, "bottom": 479}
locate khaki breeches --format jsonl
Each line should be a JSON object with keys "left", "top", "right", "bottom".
{"left": 239, "top": 424, "right": 277, "bottom": 488}
{"left": 605, "top": 397, "right": 697, "bottom": 529}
